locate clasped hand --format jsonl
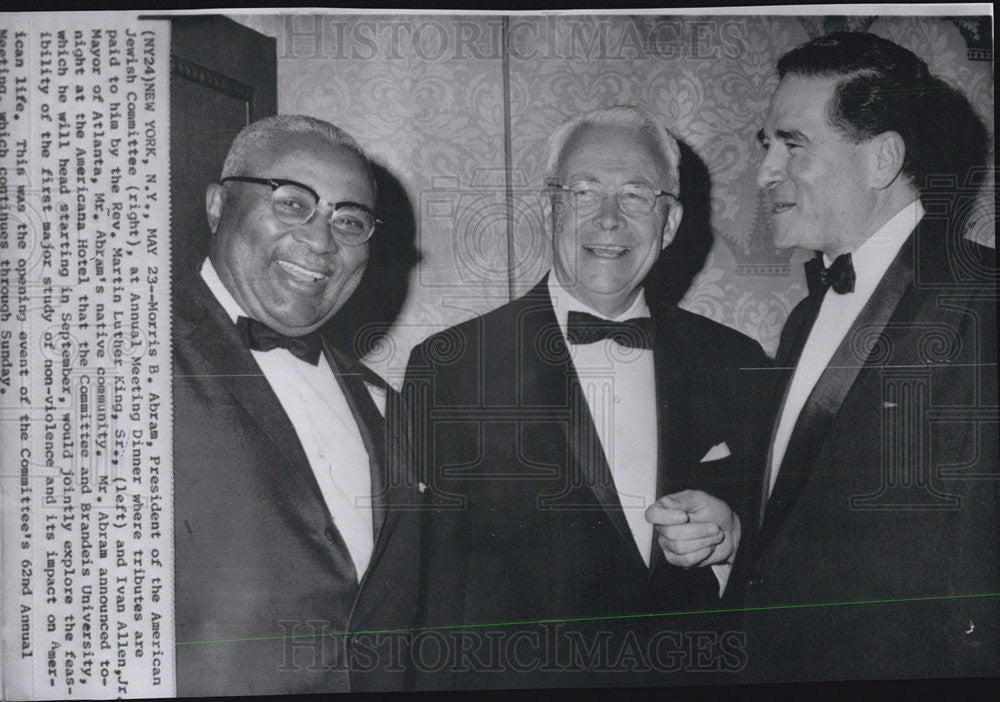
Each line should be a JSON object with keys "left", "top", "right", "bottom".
{"left": 644, "top": 490, "right": 740, "bottom": 568}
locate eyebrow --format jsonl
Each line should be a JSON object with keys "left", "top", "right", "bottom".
{"left": 563, "top": 173, "right": 656, "bottom": 186}
{"left": 756, "top": 128, "right": 810, "bottom": 145}
{"left": 776, "top": 128, "right": 810, "bottom": 144}
{"left": 333, "top": 200, "right": 376, "bottom": 216}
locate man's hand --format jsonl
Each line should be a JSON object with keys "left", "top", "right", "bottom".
{"left": 644, "top": 490, "right": 741, "bottom": 568}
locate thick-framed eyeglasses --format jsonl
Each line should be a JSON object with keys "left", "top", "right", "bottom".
{"left": 220, "top": 176, "right": 381, "bottom": 245}
{"left": 547, "top": 179, "right": 680, "bottom": 218}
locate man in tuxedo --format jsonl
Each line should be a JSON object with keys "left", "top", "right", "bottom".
{"left": 173, "top": 115, "right": 416, "bottom": 695}
{"left": 402, "top": 106, "right": 768, "bottom": 688}
{"left": 742, "top": 32, "right": 997, "bottom": 681}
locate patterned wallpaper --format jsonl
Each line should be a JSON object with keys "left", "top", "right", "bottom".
{"left": 228, "top": 13, "right": 994, "bottom": 386}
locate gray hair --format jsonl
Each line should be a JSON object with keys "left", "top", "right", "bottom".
{"left": 221, "top": 114, "right": 375, "bottom": 188}
{"left": 544, "top": 105, "right": 681, "bottom": 194}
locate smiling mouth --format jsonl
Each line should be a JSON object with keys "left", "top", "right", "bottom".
{"left": 772, "top": 202, "right": 795, "bottom": 214}
{"left": 584, "top": 245, "right": 630, "bottom": 258}
{"left": 276, "top": 259, "right": 329, "bottom": 283}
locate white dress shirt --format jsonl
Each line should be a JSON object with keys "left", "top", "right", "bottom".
{"left": 548, "top": 277, "right": 731, "bottom": 593}
{"left": 548, "top": 276, "right": 660, "bottom": 566}
{"left": 768, "top": 200, "right": 924, "bottom": 495}
{"left": 201, "top": 259, "right": 375, "bottom": 578}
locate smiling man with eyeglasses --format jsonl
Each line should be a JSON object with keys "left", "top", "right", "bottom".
{"left": 207, "top": 124, "right": 377, "bottom": 337}
{"left": 542, "top": 114, "right": 684, "bottom": 320}
{"left": 218, "top": 175, "right": 381, "bottom": 247}
{"left": 402, "top": 105, "right": 770, "bottom": 689}
{"left": 172, "top": 115, "right": 418, "bottom": 696}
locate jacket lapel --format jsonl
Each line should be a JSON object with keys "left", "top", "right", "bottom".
{"left": 647, "top": 308, "right": 695, "bottom": 573}
{"left": 755, "top": 291, "right": 825, "bottom": 531}
{"left": 759, "top": 234, "right": 916, "bottom": 550}
{"left": 520, "top": 277, "right": 642, "bottom": 564}
{"left": 178, "top": 276, "right": 316, "bottom": 484}
{"left": 326, "top": 346, "right": 391, "bottom": 566}
{"left": 175, "top": 275, "right": 357, "bottom": 580}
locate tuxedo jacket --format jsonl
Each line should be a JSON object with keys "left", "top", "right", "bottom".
{"left": 741, "top": 217, "right": 999, "bottom": 682}
{"left": 172, "top": 274, "right": 419, "bottom": 696}
{"left": 402, "top": 275, "right": 770, "bottom": 688}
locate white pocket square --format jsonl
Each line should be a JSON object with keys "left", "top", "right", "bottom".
{"left": 700, "top": 442, "right": 731, "bottom": 462}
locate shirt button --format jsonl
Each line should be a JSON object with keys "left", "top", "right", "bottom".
{"left": 324, "top": 526, "right": 338, "bottom": 543}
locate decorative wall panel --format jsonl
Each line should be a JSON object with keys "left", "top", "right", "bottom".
{"left": 231, "top": 13, "right": 993, "bottom": 382}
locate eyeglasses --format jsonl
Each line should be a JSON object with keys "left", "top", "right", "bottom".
{"left": 221, "top": 176, "right": 381, "bottom": 245}
{"left": 547, "top": 179, "right": 679, "bottom": 218}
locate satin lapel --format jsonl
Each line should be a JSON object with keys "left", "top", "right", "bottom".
{"left": 759, "top": 235, "right": 916, "bottom": 550}
{"left": 175, "top": 277, "right": 351, "bottom": 573}
{"left": 518, "top": 284, "right": 639, "bottom": 560}
{"left": 326, "top": 346, "right": 388, "bottom": 556}
{"left": 179, "top": 278, "right": 315, "bottom": 484}
{"left": 648, "top": 309, "right": 694, "bottom": 573}
{"left": 756, "top": 292, "right": 825, "bottom": 532}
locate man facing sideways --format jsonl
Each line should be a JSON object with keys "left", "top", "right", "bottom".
{"left": 172, "top": 115, "right": 417, "bottom": 695}
{"left": 402, "top": 106, "right": 769, "bottom": 689}
{"left": 742, "top": 32, "right": 998, "bottom": 681}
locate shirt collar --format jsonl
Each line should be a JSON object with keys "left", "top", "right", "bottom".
{"left": 200, "top": 258, "right": 246, "bottom": 326}
{"left": 823, "top": 199, "right": 924, "bottom": 283}
{"left": 547, "top": 272, "right": 651, "bottom": 338}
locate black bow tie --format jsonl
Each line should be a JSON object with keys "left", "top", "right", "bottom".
{"left": 566, "top": 310, "right": 653, "bottom": 349}
{"left": 236, "top": 316, "right": 323, "bottom": 365}
{"left": 805, "top": 252, "right": 856, "bottom": 296}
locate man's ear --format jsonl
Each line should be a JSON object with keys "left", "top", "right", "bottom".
{"left": 540, "top": 191, "right": 554, "bottom": 239}
{"left": 205, "top": 183, "right": 225, "bottom": 234}
{"left": 868, "top": 131, "right": 906, "bottom": 190}
{"left": 661, "top": 201, "right": 684, "bottom": 249}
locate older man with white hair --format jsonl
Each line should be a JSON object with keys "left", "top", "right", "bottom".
{"left": 402, "top": 105, "right": 769, "bottom": 688}
{"left": 173, "top": 114, "right": 418, "bottom": 696}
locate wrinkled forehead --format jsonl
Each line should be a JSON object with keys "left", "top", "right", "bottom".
{"left": 764, "top": 74, "right": 840, "bottom": 132}
{"left": 250, "top": 133, "right": 375, "bottom": 202}
{"left": 559, "top": 123, "right": 676, "bottom": 186}
{"left": 246, "top": 132, "right": 358, "bottom": 172}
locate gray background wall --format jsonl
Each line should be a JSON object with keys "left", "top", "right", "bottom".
{"left": 228, "top": 13, "right": 994, "bottom": 386}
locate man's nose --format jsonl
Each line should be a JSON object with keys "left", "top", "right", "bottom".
{"left": 594, "top": 192, "right": 625, "bottom": 230}
{"left": 293, "top": 208, "right": 338, "bottom": 252}
{"left": 757, "top": 147, "right": 786, "bottom": 190}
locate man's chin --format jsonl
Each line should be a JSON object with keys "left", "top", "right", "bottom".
{"left": 259, "top": 311, "right": 330, "bottom": 337}
{"left": 256, "top": 294, "right": 343, "bottom": 336}
{"left": 574, "top": 284, "right": 639, "bottom": 317}
{"left": 771, "top": 228, "right": 800, "bottom": 251}
{"left": 771, "top": 220, "right": 827, "bottom": 252}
